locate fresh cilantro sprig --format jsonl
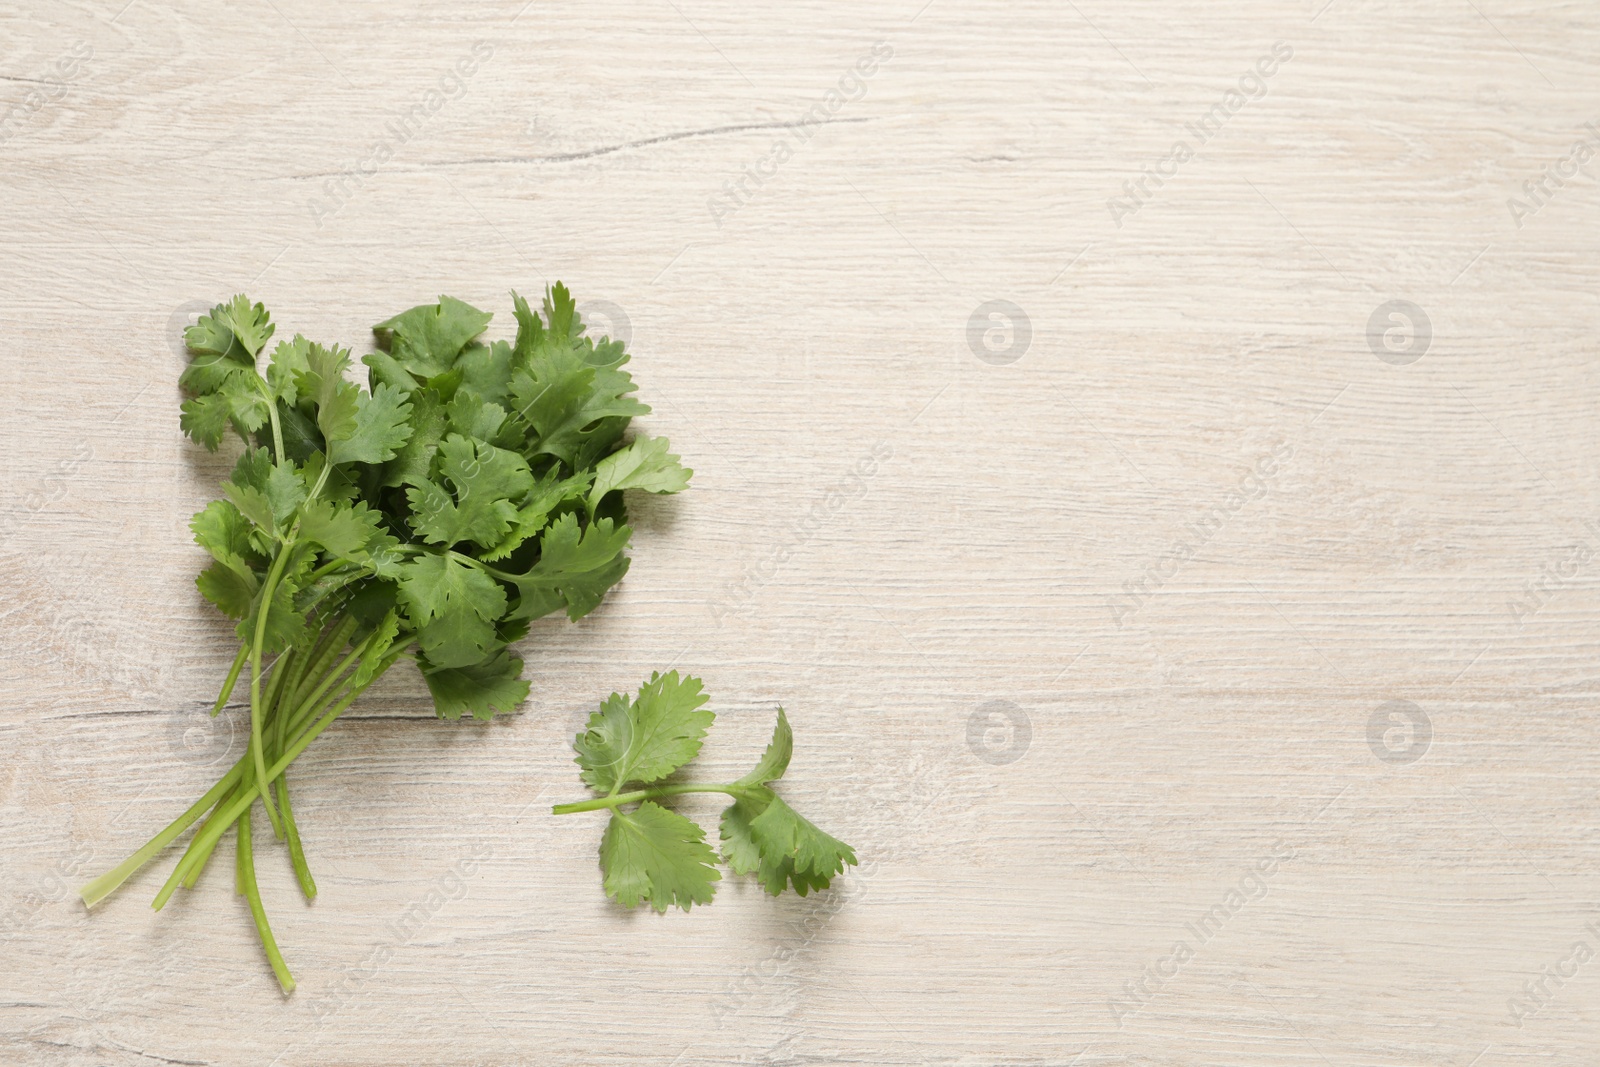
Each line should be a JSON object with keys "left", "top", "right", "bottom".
{"left": 79, "top": 285, "right": 691, "bottom": 992}
{"left": 553, "top": 673, "right": 858, "bottom": 911}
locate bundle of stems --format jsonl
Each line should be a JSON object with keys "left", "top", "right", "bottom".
{"left": 79, "top": 607, "right": 409, "bottom": 994}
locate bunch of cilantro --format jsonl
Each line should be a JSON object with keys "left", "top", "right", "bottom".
{"left": 79, "top": 285, "right": 694, "bottom": 992}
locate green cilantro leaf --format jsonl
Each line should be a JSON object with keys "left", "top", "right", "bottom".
{"left": 179, "top": 387, "right": 268, "bottom": 451}
{"left": 396, "top": 553, "right": 508, "bottom": 669}
{"left": 190, "top": 499, "right": 263, "bottom": 578}
{"left": 208, "top": 294, "right": 275, "bottom": 358}
{"left": 350, "top": 609, "right": 402, "bottom": 688}
{"left": 721, "top": 709, "right": 855, "bottom": 895}
{"left": 507, "top": 339, "right": 649, "bottom": 466}
{"left": 223, "top": 449, "right": 305, "bottom": 535}
{"left": 373, "top": 296, "right": 493, "bottom": 378}
{"left": 294, "top": 343, "right": 361, "bottom": 446}
{"left": 543, "top": 281, "right": 577, "bottom": 339}
{"left": 480, "top": 469, "right": 592, "bottom": 563}
{"left": 445, "top": 390, "right": 509, "bottom": 442}
{"left": 573, "top": 670, "right": 711, "bottom": 794}
{"left": 722, "top": 791, "right": 856, "bottom": 897}
{"left": 380, "top": 386, "right": 449, "bottom": 488}
{"left": 405, "top": 434, "right": 533, "bottom": 549}
{"left": 298, "top": 498, "right": 394, "bottom": 566}
{"left": 456, "top": 340, "right": 516, "bottom": 408}
{"left": 510, "top": 290, "right": 544, "bottom": 364}
{"left": 180, "top": 295, "right": 272, "bottom": 396}
{"left": 503, "top": 512, "right": 631, "bottom": 622}
{"left": 177, "top": 299, "right": 276, "bottom": 450}
{"left": 196, "top": 563, "right": 257, "bottom": 619}
{"left": 236, "top": 574, "right": 311, "bottom": 654}
{"left": 552, "top": 552, "right": 630, "bottom": 621}
{"left": 419, "top": 648, "right": 530, "bottom": 721}
{"left": 586, "top": 435, "right": 692, "bottom": 516}
{"left": 329, "top": 383, "right": 413, "bottom": 465}
{"left": 599, "top": 802, "right": 720, "bottom": 912}
{"left": 265, "top": 335, "right": 312, "bottom": 405}
{"left": 736, "top": 707, "right": 793, "bottom": 786}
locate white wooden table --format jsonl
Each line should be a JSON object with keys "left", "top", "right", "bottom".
{"left": 3, "top": 1, "right": 1598, "bottom": 1063}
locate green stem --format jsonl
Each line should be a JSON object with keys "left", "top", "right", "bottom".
{"left": 275, "top": 773, "right": 316, "bottom": 899}
{"left": 276, "top": 642, "right": 317, "bottom": 739}
{"left": 180, "top": 777, "right": 242, "bottom": 890}
{"left": 259, "top": 649, "right": 294, "bottom": 841}
{"left": 257, "top": 380, "right": 285, "bottom": 463}
{"left": 174, "top": 756, "right": 256, "bottom": 897}
{"left": 550, "top": 783, "right": 753, "bottom": 816}
{"left": 248, "top": 542, "right": 295, "bottom": 836}
{"left": 305, "top": 558, "right": 353, "bottom": 584}
{"left": 304, "top": 457, "right": 332, "bottom": 505}
{"left": 154, "top": 678, "right": 372, "bottom": 910}
{"left": 78, "top": 762, "right": 244, "bottom": 908}
{"left": 288, "top": 616, "right": 359, "bottom": 713}
{"left": 283, "top": 633, "right": 370, "bottom": 736}
{"left": 269, "top": 652, "right": 316, "bottom": 899}
{"left": 453, "top": 551, "right": 516, "bottom": 582}
{"left": 87, "top": 628, "right": 405, "bottom": 914}
{"left": 237, "top": 806, "right": 296, "bottom": 994}
{"left": 211, "top": 644, "right": 250, "bottom": 717}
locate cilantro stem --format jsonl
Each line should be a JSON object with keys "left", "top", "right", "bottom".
{"left": 283, "top": 632, "right": 369, "bottom": 734}
{"left": 211, "top": 644, "right": 249, "bottom": 717}
{"left": 259, "top": 651, "right": 293, "bottom": 842}
{"left": 154, "top": 671, "right": 377, "bottom": 909}
{"left": 550, "top": 783, "right": 755, "bottom": 815}
{"left": 269, "top": 648, "right": 316, "bottom": 899}
{"left": 305, "top": 458, "right": 332, "bottom": 503}
{"left": 248, "top": 541, "right": 295, "bottom": 837}
{"left": 91, "top": 629, "right": 403, "bottom": 913}
{"left": 256, "top": 379, "right": 285, "bottom": 463}
{"left": 288, "top": 615, "right": 359, "bottom": 711}
{"left": 237, "top": 806, "right": 296, "bottom": 994}
{"left": 181, "top": 777, "right": 242, "bottom": 890}
{"left": 77, "top": 762, "right": 244, "bottom": 908}
{"left": 305, "top": 558, "right": 350, "bottom": 584}
{"left": 452, "top": 552, "right": 517, "bottom": 582}
{"left": 275, "top": 773, "right": 316, "bottom": 899}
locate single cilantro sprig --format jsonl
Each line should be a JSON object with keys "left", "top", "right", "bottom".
{"left": 80, "top": 284, "right": 691, "bottom": 992}
{"left": 552, "top": 673, "right": 857, "bottom": 910}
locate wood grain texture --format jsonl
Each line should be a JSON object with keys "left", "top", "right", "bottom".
{"left": 2, "top": 0, "right": 1598, "bottom": 1063}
